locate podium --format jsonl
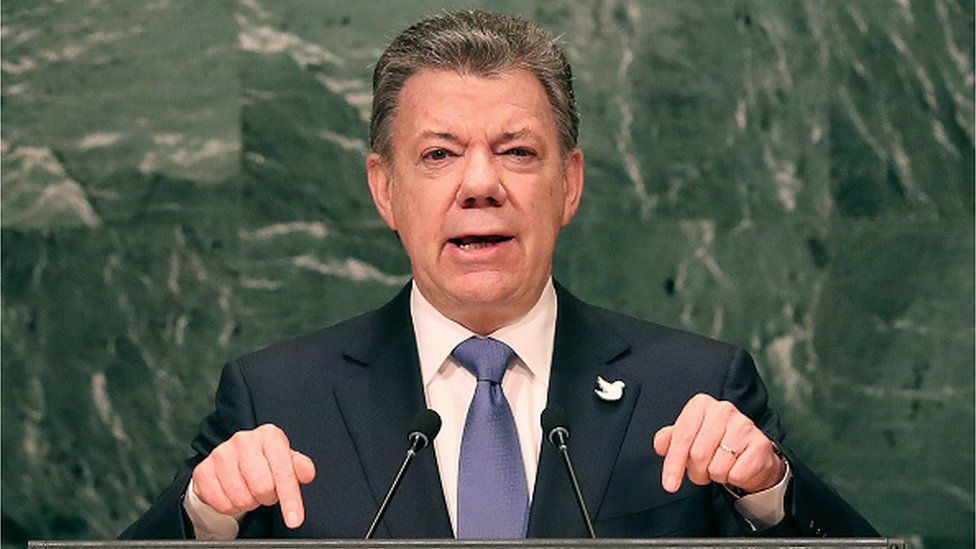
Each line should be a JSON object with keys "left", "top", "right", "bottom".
{"left": 29, "top": 539, "right": 906, "bottom": 548}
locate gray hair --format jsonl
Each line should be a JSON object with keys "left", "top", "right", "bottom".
{"left": 370, "top": 10, "right": 579, "bottom": 158}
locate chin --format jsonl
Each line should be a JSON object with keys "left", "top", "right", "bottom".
{"left": 446, "top": 271, "right": 527, "bottom": 306}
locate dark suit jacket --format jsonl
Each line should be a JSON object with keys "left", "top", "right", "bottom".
{"left": 121, "top": 282, "right": 877, "bottom": 539}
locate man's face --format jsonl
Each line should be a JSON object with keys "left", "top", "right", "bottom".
{"left": 367, "top": 69, "right": 584, "bottom": 333}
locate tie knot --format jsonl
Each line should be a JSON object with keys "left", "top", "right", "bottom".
{"left": 452, "top": 337, "right": 515, "bottom": 384}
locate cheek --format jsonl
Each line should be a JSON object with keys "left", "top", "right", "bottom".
{"left": 523, "top": 207, "right": 563, "bottom": 251}
{"left": 535, "top": 186, "right": 568, "bottom": 230}
{"left": 392, "top": 189, "right": 444, "bottom": 248}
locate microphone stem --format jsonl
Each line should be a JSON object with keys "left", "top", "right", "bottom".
{"left": 365, "top": 438, "right": 422, "bottom": 539}
{"left": 557, "top": 442, "right": 596, "bottom": 538}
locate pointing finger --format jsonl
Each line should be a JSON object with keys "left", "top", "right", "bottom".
{"left": 662, "top": 394, "right": 708, "bottom": 493}
{"left": 263, "top": 433, "right": 304, "bottom": 529}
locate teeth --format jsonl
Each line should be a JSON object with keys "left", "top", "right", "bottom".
{"left": 458, "top": 241, "right": 495, "bottom": 250}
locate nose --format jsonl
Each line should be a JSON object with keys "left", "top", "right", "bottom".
{"left": 456, "top": 149, "right": 507, "bottom": 208}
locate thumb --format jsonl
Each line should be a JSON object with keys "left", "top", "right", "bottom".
{"left": 653, "top": 426, "right": 673, "bottom": 457}
{"left": 292, "top": 451, "right": 316, "bottom": 484}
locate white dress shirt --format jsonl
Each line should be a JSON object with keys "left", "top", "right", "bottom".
{"left": 411, "top": 278, "right": 557, "bottom": 533}
{"left": 184, "top": 278, "right": 788, "bottom": 538}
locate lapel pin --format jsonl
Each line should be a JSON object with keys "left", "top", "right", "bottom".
{"left": 594, "top": 375, "right": 625, "bottom": 402}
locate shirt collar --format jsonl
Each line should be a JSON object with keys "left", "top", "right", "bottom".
{"left": 410, "top": 279, "right": 558, "bottom": 387}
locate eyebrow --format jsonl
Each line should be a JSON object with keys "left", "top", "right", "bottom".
{"left": 419, "top": 130, "right": 462, "bottom": 143}
{"left": 497, "top": 128, "right": 532, "bottom": 144}
{"left": 417, "top": 127, "right": 537, "bottom": 146}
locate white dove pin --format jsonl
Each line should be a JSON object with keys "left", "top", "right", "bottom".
{"left": 594, "top": 376, "right": 625, "bottom": 402}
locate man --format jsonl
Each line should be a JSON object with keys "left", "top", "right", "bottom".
{"left": 121, "top": 11, "right": 876, "bottom": 539}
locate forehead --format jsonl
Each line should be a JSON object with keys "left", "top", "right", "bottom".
{"left": 393, "top": 68, "right": 557, "bottom": 141}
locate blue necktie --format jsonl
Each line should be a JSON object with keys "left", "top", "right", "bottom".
{"left": 453, "top": 337, "right": 529, "bottom": 539}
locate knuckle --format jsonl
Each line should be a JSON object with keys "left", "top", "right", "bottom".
{"left": 689, "top": 446, "right": 708, "bottom": 463}
{"left": 674, "top": 431, "right": 695, "bottom": 446}
{"left": 192, "top": 472, "right": 209, "bottom": 495}
{"left": 718, "top": 400, "right": 736, "bottom": 416}
{"left": 196, "top": 484, "right": 227, "bottom": 510}
{"left": 271, "top": 462, "right": 297, "bottom": 481}
{"left": 738, "top": 414, "right": 757, "bottom": 429}
{"left": 730, "top": 418, "right": 751, "bottom": 437}
{"left": 229, "top": 433, "right": 249, "bottom": 452}
{"left": 254, "top": 493, "right": 277, "bottom": 506}
{"left": 696, "top": 392, "right": 715, "bottom": 403}
{"left": 230, "top": 430, "right": 254, "bottom": 447}
{"left": 227, "top": 497, "right": 250, "bottom": 511}
{"left": 209, "top": 445, "right": 229, "bottom": 465}
{"left": 689, "top": 471, "right": 710, "bottom": 485}
{"left": 730, "top": 462, "right": 758, "bottom": 486}
{"left": 708, "top": 469, "right": 727, "bottom": 484}
{"left": 262, "top": 424, "right": 290, "bottom": 446}
{"left": 260, "top": 422, "right": 282, "bottom": 435}
{"left": 227, "top": 489, "right": 256, "bottom": 509}
{"left": 210, "top": 499, "right": 235, "bottom": 515}
{"left": 727, "top": 423, "right": 747, "bottom": 441}
{"left": 193, "top": 460, "right": 211, "bottom": 480}
{"left": 250, "top": 486, "right": 276, "bottom": 505}
{"left": 257, "top": 423, "right": 280, "bottom": 438}
{"left": 249, "top": 477, "right": 275, "bottom": 498}
{"left": 744, "top": 459, "right": 762, "bottom": 478}
{"left": 727, "top": 469, "right": 747, "bottom": 486}
{"left": 707, "top": 460, "right": 724, "bottom": 477}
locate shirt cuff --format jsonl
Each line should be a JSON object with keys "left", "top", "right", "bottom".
{"left": 183, "top": 477, "right": 244, "bottom": 540}
{"left": 727, "top": 458, "right": 791, "bottom": 530}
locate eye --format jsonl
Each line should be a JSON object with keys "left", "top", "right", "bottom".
{"left": 422, "top": 148, "right": 454, "bottom": 163}
{"left": 505, "top": 147, "right": 535, "bottom": 158}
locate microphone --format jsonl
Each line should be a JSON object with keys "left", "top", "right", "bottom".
{"left": 541, "top": 405, "right": 596, "bottom": 538}
{"left": 365, "top": 408, "right": 442, "bottom": 539}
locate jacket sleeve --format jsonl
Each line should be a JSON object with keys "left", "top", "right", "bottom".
{"left": 119, "top": 360, "right": 263, "bottom": 539}
{"left": 717, "top": 347, "right": 879, "bottom": 537}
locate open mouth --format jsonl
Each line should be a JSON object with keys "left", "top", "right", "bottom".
{"left": 448, "top": 234, "right": 514, "bottom": 251}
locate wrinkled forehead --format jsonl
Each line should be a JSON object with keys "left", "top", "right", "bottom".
{"left": 390, "top": 68, "right": 558, "bottom": 149}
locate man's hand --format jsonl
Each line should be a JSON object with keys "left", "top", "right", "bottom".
{"left": 192, "top": 424, "right": 316, "bottom": 528}
{"left": 653, "top": 393, "right": 785, "bottom": 495}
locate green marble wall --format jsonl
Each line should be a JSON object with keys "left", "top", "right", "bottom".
{"left": 2, "top": 0, "right": 972, "bottom": 546}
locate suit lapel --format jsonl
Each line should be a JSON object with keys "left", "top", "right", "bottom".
{"left": 527, "top": 283, "right": 641, "bottom": 537}
{"left": 331, "top": 281, "right": 641, "bottom": 538}
{"left": 332, "top": 283, "right": 453, "bottom": 539}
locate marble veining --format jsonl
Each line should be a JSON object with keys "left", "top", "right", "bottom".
{"left": 1, "top": 0, "right": 972, "bottom": 546}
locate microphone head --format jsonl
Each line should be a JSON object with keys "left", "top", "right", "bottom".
{"left": 408, "top": 409, "right": 442, "bottom": 451}
{"left": 541, "top": 405, "right": 570, "bottom": 446}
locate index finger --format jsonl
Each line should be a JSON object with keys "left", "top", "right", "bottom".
{"left": 661, "top": 395, "right": 708, "bottom": 492}
{"left": 262, "top": 433, "right": 305, "bottom": 529}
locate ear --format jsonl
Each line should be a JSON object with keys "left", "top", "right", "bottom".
{"left": 560, "top": 148, "right": 585, "bottom": 226}
{"left": 366, "top": 152, "right": 397, "bottom": 231}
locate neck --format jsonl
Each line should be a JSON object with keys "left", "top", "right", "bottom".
{"left": 414, "top": 281, "right": 550, "bottom": 336}
{"left": 455, "top": 312, "right": 525, "bottom": 336}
